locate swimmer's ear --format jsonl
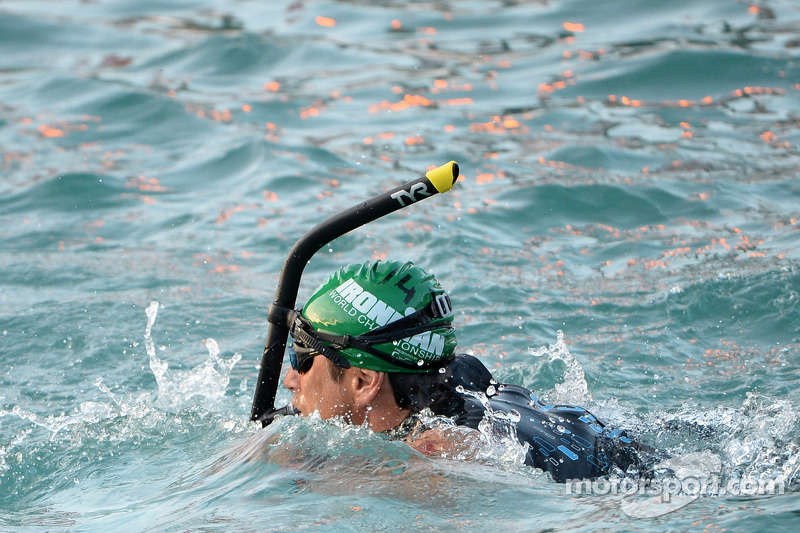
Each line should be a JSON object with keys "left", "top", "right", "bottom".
{"left": 349, "top": 368, "right": 385, "bottom": 407}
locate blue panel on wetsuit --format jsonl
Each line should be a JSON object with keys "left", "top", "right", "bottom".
{"left": 533, "top": 436, "right": 556, "bottom": 452}
{"left": 558, "top": 445, "right": 579, "bottom": 461}
{"left": 571, "top": 434, "right": 592, "bottom": 448}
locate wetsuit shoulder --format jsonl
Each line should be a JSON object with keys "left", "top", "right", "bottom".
{"left": 444, "top": 354, "right": 659, "bottom": 482}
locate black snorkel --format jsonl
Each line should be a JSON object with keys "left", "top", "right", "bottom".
{"left": 250, "top": 161, "right": 460, "bottom": 426}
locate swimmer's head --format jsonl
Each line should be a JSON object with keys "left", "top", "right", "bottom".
{"left": 292, "top": 260, "right": 457, "bottom": 373}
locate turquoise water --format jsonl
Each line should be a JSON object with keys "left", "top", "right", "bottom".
{"left": 2, "top": 0, "right": 799, "bottom": 530}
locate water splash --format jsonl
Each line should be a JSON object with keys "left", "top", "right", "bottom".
{"left": 0, "top": 414, "right": 33, "bottom": 473}
{"left": 144, "top": 301, "right": 242, "bottom": 407}
{"left": 523, "top": 331, "right": 800, "bottom": 495}
{"left": 528, "top": 329, "right": 593, "bottom": 404}
{"left": 659, "top": 392, "right": 800, "bottom": 491}
{"left": 0, "top": 401, "right": 116, "bottom": 443}
{"left": 93, "top": 377, "right": 151, "bottom": 421}
{"left": 0, "top": 304, "right": 253, "bottom": 510}
{"left": 0, "top": 396, "right": 120, "bottom": 478}
{"left": 454, "top": 386, "right": 530, "bottom": 467}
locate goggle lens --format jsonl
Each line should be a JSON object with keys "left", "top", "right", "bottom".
{"left": 289, "top": 342, "right": 318, "bottom": 374}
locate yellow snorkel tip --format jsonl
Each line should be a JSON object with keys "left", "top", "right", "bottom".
{"left": 425, "top": 160, "right": 459, "bottom": 193}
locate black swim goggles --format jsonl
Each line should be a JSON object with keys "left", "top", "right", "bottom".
{"left": 270, "top": 294, "right": 454, "bottom": 373}
{"left": 288, "top": 341, "right": 323, "bottom": 374}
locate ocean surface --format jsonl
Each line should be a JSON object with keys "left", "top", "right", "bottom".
{"left": 2, "top": 0, "right": 799, "bottom": 531}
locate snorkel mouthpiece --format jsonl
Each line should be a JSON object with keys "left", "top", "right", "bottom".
{"left": 250, "top": 162, "right": 460, "bottom": 425}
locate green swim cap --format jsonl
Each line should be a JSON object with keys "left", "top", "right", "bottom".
{"left": 299, "top": 260, "right": 457, "bottom": 373}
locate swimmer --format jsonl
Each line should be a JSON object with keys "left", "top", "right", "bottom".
{"left": 278, "top": 259, "right": 659, "bottom": 482}
{"left": 250, "top": 162, "right": 658, "bottom": 482}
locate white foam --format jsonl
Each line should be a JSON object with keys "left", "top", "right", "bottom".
{"left": 528, "top": 329, "right": 592, "bottom": 404}
{"left": 143, "top": 301, "right": 242, "bottom": 408}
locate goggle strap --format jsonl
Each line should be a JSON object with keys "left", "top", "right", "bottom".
{"left": 304, "top": 314, "right": 451, "bottom": 353}
{"left": 350, "top": 321, "right": 451, "bottom": 348}
{"left": 295, "top": 316, "right": 451, "bottom": 371}
{"left": 291, "top": 318, "right": 351, "bottom": 368}
{"left": 287, "top": 294, "right": 455, "bottom": 372}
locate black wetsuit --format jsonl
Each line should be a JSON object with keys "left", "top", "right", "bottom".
{"left": 434, "top": 355, "right": 659, "bottom": 483}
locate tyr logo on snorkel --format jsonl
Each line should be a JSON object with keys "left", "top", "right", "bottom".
{"left": 390, "top": 182, "right": 431, "bottom": 207}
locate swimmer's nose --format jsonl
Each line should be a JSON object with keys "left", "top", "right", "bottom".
{"left": 283, "top": 366, "right": 300, "bottom": 391}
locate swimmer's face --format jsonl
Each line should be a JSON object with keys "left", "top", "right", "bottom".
{"left": 283, "top": 355, "right": 355, "bottom": 421}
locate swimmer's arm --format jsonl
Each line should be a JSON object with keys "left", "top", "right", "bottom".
{"left": 404, "top": 426, "right": 483, "bottom": 460}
